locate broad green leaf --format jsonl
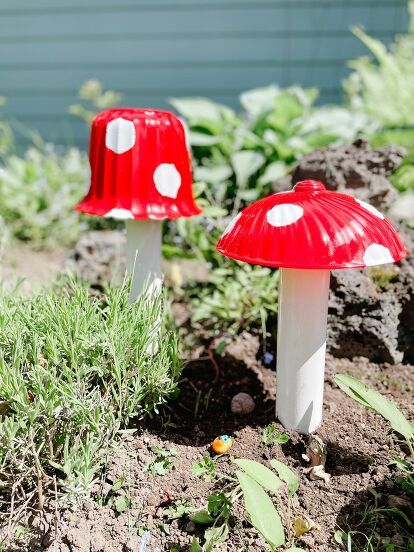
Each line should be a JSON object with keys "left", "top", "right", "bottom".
{"left": 190, "top": 132, "right": 224, "bottom": 146}
{"left": 169, "top": 97, "right": 233, "bottom": 122}
{"left": 270, "top": 459, "right": 299, "bottom": 495}
{"left": 231, "top": 151, "right": 265, "bottom": 187}
{"left": 258, "top": 161, "right": 287, "bottom": 185}
{"left": 335, "top": 374, "right": 413, "bottom": 441}
{"left": 234, "top": 459, "right": 281, "bottom": 494}
{"left": 190, "top": 510, "right": 214, "bottom": 524}
{"left": 236, "top": 470, "right": 285, "bottom": 549}
{"left": 240, "top": 84, "right": 280, "bottom": 116}
{"left": 194, "top": 165, "right": 233, "bottom": 183}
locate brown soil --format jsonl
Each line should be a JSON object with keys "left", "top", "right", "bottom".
{"left": 13, "top": 350, "right": 414, "bottom": 552}
{"left": 0, "top": 243, "right": 68, "bottom": 293}
{"left": 1, "top": 247, "right": 413, "bottom": 551}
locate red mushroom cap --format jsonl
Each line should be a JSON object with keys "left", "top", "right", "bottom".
{"left": 76, "top": 108, "right": 202, "bottom": 220}
{"left": 216, "top": 180, "right": 408, "bottom": 270}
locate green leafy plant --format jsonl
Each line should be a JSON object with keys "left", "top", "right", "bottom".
{"left": 164, "top": 498, "right": 193, "bottom": 520}
{"left": 168, "top": 86, "right": 368, "bottom": 268}
{"left": 344, "top": 6, "right": 414, "bottom": 192}
{"left": 262, "top": 424, "right": 289, "bottom": 447}
{"left": 96, "top": 475, "right": 131, "bottom": 513}
{"left": 190, "top": 458, "right": 301, "bottom": 551}
{"left": 146, "top": 445, "right": 176, "bottom": 476}
{"left": 192, "top": 456, "right": 216, "bottom": 482}
{"left": 190, "top": 491, "right": 232, "bottom": 552}
{"left": 335, "top": 375, "right": 414, "bottom": 453}
{"left": 171, "top": 87, "right": 366, "bottom": 215}
{"left": 234, "top": 458, "right": 300, "bottom": 551}
{"left": 0, "top": 279, "right": 181, "bottom": 511}
{"left": 69, "top": 79, "right": 122, "bottom": 125}
{"left": 187, "top": 264, "right": 279, "bottom": 334}
{"left": 0, "top": 145, "right": 88, "bottom": 248}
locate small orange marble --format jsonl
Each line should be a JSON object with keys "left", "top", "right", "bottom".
{"left": 212, "top": 435, "right": 233, "bottom": 455}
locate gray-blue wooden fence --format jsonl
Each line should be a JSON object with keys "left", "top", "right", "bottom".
{"left": 0, "top": 0, "right": 409, "bottom": 147}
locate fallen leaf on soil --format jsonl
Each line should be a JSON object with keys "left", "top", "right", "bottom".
{"left": 293, "top": 515, "right": 314, "bottom": 537}
{"left": 303, "top": 464, "right": 331, "bottom": 484}
{"left": 388, "top": 494, "right": 412, "bottom": 509}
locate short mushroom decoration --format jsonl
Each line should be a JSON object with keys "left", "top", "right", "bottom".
{"left": 216, "top": 180, "right": 407, "bottom": 434}
{"left": 76, "top": 108, "right": 201, "bottom": 301}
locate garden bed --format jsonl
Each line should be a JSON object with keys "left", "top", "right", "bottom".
{"left": 12, "top": 352, "right": 414, "bottom": 552}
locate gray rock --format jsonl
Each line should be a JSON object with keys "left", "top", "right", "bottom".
{"left": 66, "top": 230, "right": 126, "bottom": 287}
{"left": 231, "top": 392, "right": 255, "bottom": 415}
{"left": 274, "top": 139, "right": 414, "bottom": 364}
{"left": 327, "top": 258, "right": 414, "bottom": 364}
{"left": 274, "top": 139, "right": 405, "bottom": 210}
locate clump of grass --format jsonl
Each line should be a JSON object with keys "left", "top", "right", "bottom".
{"left": 0, "top": 279, "right": 181, "bottom": 515}
{"left": 187, "top": 264, "right": 279, "bottom": 334}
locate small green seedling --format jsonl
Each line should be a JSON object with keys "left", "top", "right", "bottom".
{"left": 145, "top": 445, "right": 176, "bottom": 476}
{"left": 190, "top": 491, "right": 232, "bottom": 552}
{"left": 97, "top": 475, "right": 131, "bottom": 513}
{"left": 192, "top": 456, "right": 216, "bottom": 482}
{"left": 190, "top": 456, "right": 300, "bottom": 551}
{"left": 164, "top": 499, "right": 193, "bottom": 520}
{"left": 262, "top": 423, "right": 289, "bottom": 446}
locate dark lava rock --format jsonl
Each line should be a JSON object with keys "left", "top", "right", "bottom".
{"left": 327, "top": 260, "right": 414, "bottom": 364}
{"left": 274, "top": 139, "right": 414, "bottom": 364}
{"left": 274, "top": 139, "right": 405, "bottom": 209}
{"left": 66, "top": 230, "right": 126, "bottom": 287}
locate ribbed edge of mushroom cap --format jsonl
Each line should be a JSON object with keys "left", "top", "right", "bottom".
{"left": 216, "top": 183, "right": 408, "bottom": 270}
{"left": 75, "top": 201, "right": 202, "bottom": 221}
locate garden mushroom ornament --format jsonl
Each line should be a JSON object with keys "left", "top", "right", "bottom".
{"left": 217, "top": 180, "right": 407, "bottom": 434}
{"left": 76, "top": 108, "right": 201, "bottom": 301}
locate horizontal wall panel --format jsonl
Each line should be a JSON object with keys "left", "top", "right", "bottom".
{"left": 0, "top": 34, "right": 399, "bottom": 66}
{"left": 0, "top": 0, "right": 408, "bottom": 146}
{"left": 1, "top": 64, "right": 351, "bottom": 92}
{"left": 0, "top": 0, "right": 407, "bottom": 13}
{"left": 0, "top": 6, "right": 406, "bottom": 39}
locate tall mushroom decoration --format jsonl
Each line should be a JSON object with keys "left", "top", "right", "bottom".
{"left": 76, "top": 108, "right": 201, "bottom": 301}
{"left": 216, "top": 180, "right": 407, "bottom": 434}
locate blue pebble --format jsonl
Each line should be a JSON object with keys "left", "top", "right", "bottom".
{"left": 262, "top": 352, "right": 275, "bottom": 366}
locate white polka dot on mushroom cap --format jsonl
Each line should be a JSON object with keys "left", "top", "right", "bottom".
{"left": 222, "top": 212, "right": 241, "bottom": 236}
{"left": 266, "top": 204, "right": 304, "bottom": 227}
{"left": 363, "top": 243, "right": 394, "bottom": 266}
{"left": 104, "top": 208, "right": 134, "bottom": 220}
{"left": 153, "top": 163, "right": 182, "bottom": 198}
{"left": 105, "top": 118, "right": 136, "bottom": 154}
{"left": 355, "top": 199, "right": 385, "bottom": 219}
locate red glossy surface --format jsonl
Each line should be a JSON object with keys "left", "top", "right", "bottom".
{"left": 76, "top": 108, "right": 202, "bottom": 220}
{"left": 217, "top": 180, "right": 408, "bottom": 270}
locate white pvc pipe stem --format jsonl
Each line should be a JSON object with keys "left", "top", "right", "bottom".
{"left": 125, "top": 219, "right": 162, "bottom": 303}
{"left": 276, "top": 268, "right": 331, "bottom": 434}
